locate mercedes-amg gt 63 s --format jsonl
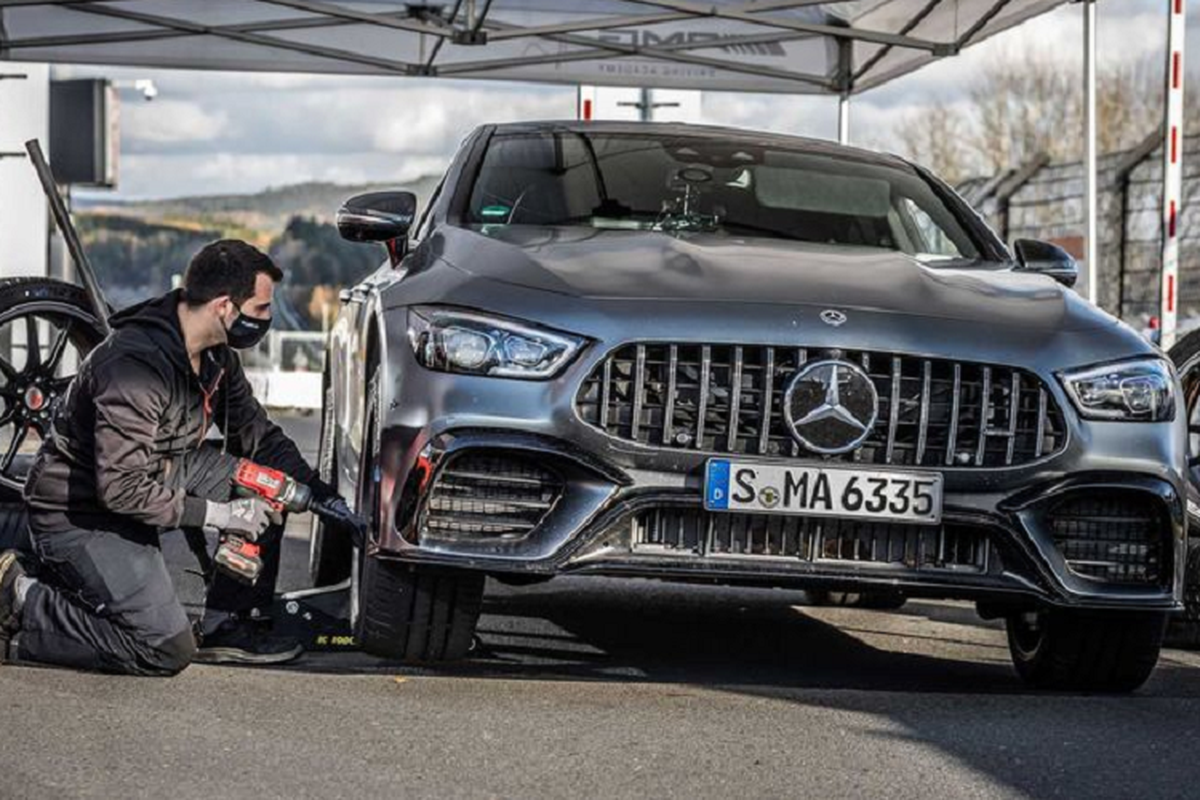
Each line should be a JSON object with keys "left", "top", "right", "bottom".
{"left": 316, "top": 121, "right": 1186, "bottom": 691}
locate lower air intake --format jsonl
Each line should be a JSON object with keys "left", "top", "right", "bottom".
{"left": 423, "top": 451, "right": 564, "bottom": 542}
{"left": 631, "top": 507, "right": 990, "bottom": 572}
{"left": 1047, "top": 490, "right": 1168, "bottom": 586}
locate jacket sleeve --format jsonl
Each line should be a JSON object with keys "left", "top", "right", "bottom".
{"left": 215, "top": 352, "right": 327, "bottom": 493}
{"left": 92, "top": 356, "right": 208, "bottom": 528}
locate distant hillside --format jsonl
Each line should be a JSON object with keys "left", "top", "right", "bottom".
{"left": 74, "top": 177, "right": 444, "bottom": 326}
{"left": 80, "top": 175, "right": 443, "bottom": 243}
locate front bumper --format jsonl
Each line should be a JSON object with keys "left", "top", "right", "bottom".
{"left": 365, "top": 323, "right": 1188, "bottom": 613}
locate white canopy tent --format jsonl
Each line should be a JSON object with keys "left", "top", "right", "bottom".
{"left": 0, "top": 1, "right": 1069, "bottom": 93}
{"left": 0, "top": 0, "right": 1186, "bottom": 341}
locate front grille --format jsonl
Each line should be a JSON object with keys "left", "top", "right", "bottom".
{"left": 1047, "top": 491, "right": 1168, "bottom": 585}
{"left": 576, "top": 344, "right": 1066, "bottom": 468}
{"left": 631, "top": 507, "right": 991, "bottom": 572}
{"left": 423, "top": 451, "right": 564, "bottom": 541}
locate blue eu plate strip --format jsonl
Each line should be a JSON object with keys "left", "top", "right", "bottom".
{"left": 706, "top": 459, "right": 730, "bottom": 510}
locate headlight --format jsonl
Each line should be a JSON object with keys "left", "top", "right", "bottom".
{"left": 407, "top": 306, "right": 586, "bottom": 379}
{"left": 1059, "top": 358, "right": 1175, "bottom": 421}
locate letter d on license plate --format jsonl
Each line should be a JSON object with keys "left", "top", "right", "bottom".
{"left": 705, "top": 459, "right": 943, "bottom": 525}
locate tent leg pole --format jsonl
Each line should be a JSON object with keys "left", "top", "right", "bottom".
{"left": 1083, "top": 0, "right": 1099, "bottom": 306}
{"left": 1160, "top": 0, "right": 1187, "bottom": 351}
{"left": 838, "top": 93, "right": 850, "bottom": 145}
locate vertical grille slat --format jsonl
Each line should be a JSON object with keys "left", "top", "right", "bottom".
{"left": 599, "top": 358, "right": 612, "bottom": 430}
{"left": 1005, "top": 372, "right": 1021, "bottom": 465}
{"left": 916, "top": 360, "right": 932, "bottom": 465}
{"left": 885, "top": 356, "right": 901, "bottom": 464}
{"left": 792, "top": 348, "right": 807, "bottom": 457}
{"left": 631, "top": 344, "right": 646, "bottom": 441}
{"left": 662, "top": 344, "right": 678, "bottom": 446}
{"left": 976, "top": 366, "right": 992, "bottom": 466}
{"left": 946, "top": 363, "right": 962, "bottom": 467}
{"left": 1035, "top": 387, "right": 1048, "bottom": 459}
{"left": 579, "top": 343, "right": 1065, "bottom": 468}
{"left": 759, "top": 347, "right": 775, "bottom": 455}
{"left": 728, "top": 346, "right": 744, "bottom": 452}
{"left": 697, "top": 345, "right": 711, "bottom": 449}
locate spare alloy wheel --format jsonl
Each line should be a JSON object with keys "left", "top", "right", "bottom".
{"left": 0, "top": 278, "right": 106, "bottom": 495}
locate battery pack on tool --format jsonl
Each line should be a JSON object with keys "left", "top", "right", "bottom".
{"left": 214, "top": 534, "right": 262, "bottom": 585}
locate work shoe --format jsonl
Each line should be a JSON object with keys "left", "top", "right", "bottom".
{"left": 193, "top": 618, "right": 303, "bottom": 665}
{"left": 0, "top": 550, "right": 25, "bottom": 634}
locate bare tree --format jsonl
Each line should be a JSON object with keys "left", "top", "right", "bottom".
{"left": 889, "top": 46, "right": 1199, "bottom": 178}
{"left": 892, "top": 100, "right": 973, "bottom": 185}
{"left": 965, "top": 51, "right": 1080, "bottom": 172}
{"left": 1098, "top": 58, "right": 1200, "bottom": 153}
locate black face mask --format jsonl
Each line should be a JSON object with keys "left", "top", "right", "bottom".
{"left": 224, "top": 304, "right": 271, "bottom": 350}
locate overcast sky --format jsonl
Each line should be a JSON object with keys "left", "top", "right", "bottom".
{"left": 54, "top": 0, "right": 1194, "bottom": 201}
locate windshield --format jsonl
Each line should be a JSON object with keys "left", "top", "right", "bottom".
{"left": 466, "top": 131, "right": 982, "bottom": 262}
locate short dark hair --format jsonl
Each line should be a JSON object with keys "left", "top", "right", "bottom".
{"left": 183, "top": 239, "right": 283, "bottom": 308}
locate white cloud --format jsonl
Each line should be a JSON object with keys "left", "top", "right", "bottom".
{"left": 370, "top": 87, "right": 573, "bottom": 154}
{"left": 122, "top": 100, "right": 232, "bottom": 145}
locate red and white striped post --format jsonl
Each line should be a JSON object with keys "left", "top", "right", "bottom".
{"left": 577, "top": 85, "right": 595, "bottom": 122}
{"left": 1160, "top": 0, "right": 1187, "bottom": 351}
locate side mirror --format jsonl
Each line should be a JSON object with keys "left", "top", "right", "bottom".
{"left": 1012, "top": 239, "right": 1078, "bottom": 288}
{"left": 337, "top": 191, "right": 417, "bottom": 266}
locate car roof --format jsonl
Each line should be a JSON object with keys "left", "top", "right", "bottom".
{"left": 485, "top": 119, "right": 914, "bottom": 172}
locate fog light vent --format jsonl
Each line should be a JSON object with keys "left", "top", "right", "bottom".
{"left": 424, "top": 451, "right": 563, "bottom": 541}
{"left": 1047, "top": 490, "right": 1167, "bottom": 586}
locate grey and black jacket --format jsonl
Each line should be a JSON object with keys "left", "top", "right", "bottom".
{"left": 24, "top": 289, "right": 327, "bottom": 534}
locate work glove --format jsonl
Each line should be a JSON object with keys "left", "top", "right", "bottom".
{"left": 312, "top": 494, "right": 368, "bottom": 549}
{"left": 203, "top": 498, "right": 282, "bottom": 541}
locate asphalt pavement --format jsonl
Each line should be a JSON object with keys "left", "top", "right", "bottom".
{"left": 3, "top": 412, "right": 1200, "bottom": 799}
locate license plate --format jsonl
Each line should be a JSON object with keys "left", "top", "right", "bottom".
{"left": 704, "top": 459, "right": 943, "bottom": 525}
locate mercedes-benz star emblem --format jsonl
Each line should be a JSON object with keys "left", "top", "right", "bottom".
{"left": 820, "top": 309, "right": 847, "bottom": 327}
{"left": 783, "top": 360, "right": 878, "bottom": 454}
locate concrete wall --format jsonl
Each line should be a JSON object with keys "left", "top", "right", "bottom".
{"left": 961, "top": 133, "right": 1199, "bottom": 323}
{"left": 0, "top": 63, "right": 48, "bottom": 281}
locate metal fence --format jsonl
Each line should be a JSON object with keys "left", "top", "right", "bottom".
{"left": 957, "top": 131, "right": 1199, "bottom": 326}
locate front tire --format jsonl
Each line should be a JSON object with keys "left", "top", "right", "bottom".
{"left": 358, "top": 558, "right": 485, "bottom": 662}
{"left": 351, "top": 369, "right": 485, "bottom": 662}
{"left": 1005, "top": 609, "right": 1166, "bottom": 692}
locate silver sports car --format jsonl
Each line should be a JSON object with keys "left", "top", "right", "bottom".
{"left": 316, "top": 121, "right": 1185, "bottom": 691}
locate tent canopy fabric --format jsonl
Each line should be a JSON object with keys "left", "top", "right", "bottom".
{"left": 0, "top": 0, "right": 1066, "bottom": 94}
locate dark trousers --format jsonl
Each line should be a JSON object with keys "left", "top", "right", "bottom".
{"left": 17, "top": 445, "right": 285, "bottom": 676}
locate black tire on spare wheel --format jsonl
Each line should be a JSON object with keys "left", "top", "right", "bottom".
{"left": 0, "top": 278, "right": 105, "bottom": 537}
{"left": 351, "top": 369, "right": 485, "bottom": 662}
{"left": 1005, "top": 609, "right": 1167, "bottom": 692}
{"left": 0, "top": 277, "right": 107, "bottom": 554}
